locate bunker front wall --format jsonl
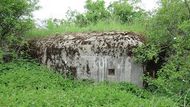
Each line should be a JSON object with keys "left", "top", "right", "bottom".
{"left": 28, "top": 32, "right": 144, "bottom": 87}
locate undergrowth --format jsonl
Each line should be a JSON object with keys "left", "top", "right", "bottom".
{"left": 0, "top": 59, "right": 177, "bottom": 107}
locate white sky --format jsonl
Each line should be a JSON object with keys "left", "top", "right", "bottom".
{"left": 33, "top": 0, "right": 159, "bottom": 20}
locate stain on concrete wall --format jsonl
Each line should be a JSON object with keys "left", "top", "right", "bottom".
{"left": 28, "top": 32, "right": 144, "bottom": 87}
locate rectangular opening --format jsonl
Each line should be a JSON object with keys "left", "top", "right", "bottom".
{"left": 108, "top": 69, "right": 115, "bottom": 76}
{"left": 70, "top": 67, "right": 77, "bottom": 78}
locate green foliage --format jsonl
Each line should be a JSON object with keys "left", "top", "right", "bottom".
{"left": 85, "top": 0, "right": 110, "bottom": 23}
{"left": 26, "top": 20, "right": 146, "bottom": 38}
{"left": 149, "top": 36, "right": 190, "bottom": 105}
{"left": 148, "top": 0, "right": 189, "bottom": 38}
{"left": 46, "top": 19, "right": 57, "bottom": 30}
{"left": 0, "top": 59, "right": 177, "bottom": 107}
{"left": 73, "top": 0, "right": 110, "bottom": 26}
{"left": 64, "top": 0, "right": 145, "bottom": 27}
{"left": 179, "top": 20, "right": 190, "bottom": 35}
{"left": 133, "top": 42, "right": 160, "bottom": 63}
{"left": 133, "top": 0, "right": 190, "bottom": 106}
{"left": 108, "top": 0, "right": 133, "bottom": 23}
{"left": 0, "top": 49, "right": 3, "bottom": 63}
{"left": 0, "top": 0, "right": 38, "bottom": 51}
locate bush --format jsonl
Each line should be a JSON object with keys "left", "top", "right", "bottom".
{"left": 133, "top": 0, "right": 190, "bottom": 106}
{"left": 0, "top": 0, "right": 38, "bottom": 53}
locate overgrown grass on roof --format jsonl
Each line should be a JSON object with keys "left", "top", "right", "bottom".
{"left": 26, "top": 20, "right": 146, "bottom": 38}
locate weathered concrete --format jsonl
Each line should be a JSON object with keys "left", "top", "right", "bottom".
{"left": 28, "top": 32, "right": 144, "bottom": 87}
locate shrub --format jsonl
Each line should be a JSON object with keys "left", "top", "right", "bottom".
{"left": 0, "top": 0, "right": 38, "bottom": 53}
{"left": 133, "top": 0, "right": 190, "bottom": 106}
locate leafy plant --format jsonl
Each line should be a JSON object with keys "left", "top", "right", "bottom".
{"left": 133, "top": 0, "right": 190, "bottom": 106}
{"left": 0, "top": 0, "right": 38, "bottom": 53}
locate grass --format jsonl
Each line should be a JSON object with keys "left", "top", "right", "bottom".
{"left": 26, "top": 20, "right": 146, "bottom": 38}
{"left": 0, "top": 59, "right": 178, "bottom": 107}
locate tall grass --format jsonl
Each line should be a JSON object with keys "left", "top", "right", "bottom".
{"left": 0, "top": 59, "right": 178, "bottom": 107}
{"left": 26, "top": 20, "right": 146, "bottom": 38}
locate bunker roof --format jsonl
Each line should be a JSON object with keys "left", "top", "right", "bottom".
{"left": 29, "top": 31, "right": 144, "bottom": 57}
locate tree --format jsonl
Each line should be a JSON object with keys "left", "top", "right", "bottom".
{"left": 108, "top": 0, "right": 145, "bottom": 23}
{"left": 84, "top": 0, "right": 110, "bottom": 24}
{"left": 72, "top": 0, "right": 111, "bottom": 26}
{"left": 109, "top": 0, "right": 133, "bottom": 23}
{"left": 0, "top": 0, "right": 39, "bottom": 52}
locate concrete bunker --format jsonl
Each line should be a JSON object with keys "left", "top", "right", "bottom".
{"left": 28, "top": 32, "right": 144, "bottom": 87}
